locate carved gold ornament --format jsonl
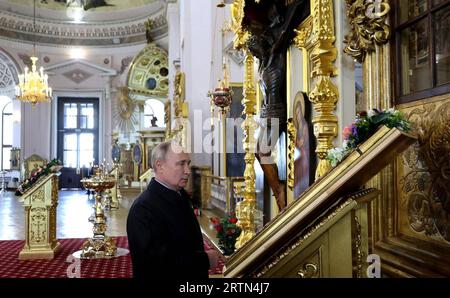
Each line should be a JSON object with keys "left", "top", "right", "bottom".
{"left": 307, "top": 0, "right": 339, "bottom": 179}
{"left": 400, "top": 101, "right": 450, "bottom": 242}
{"left": 343, "top": 0, "right": 391, "bottom": 63}
{"left": 235, "top": 50, "right": 257, "bottom": 249}
{"left": 174, "top": 71, "right": 186, "bottom": 117}
{"left": 30, "top": 207, "right": 47, "bottom": 243}
{"left": 353, "top": 215, "right": 363, "bottom": 277}
{"left": 293, "top": 17, "right": 313, "bottom": 49}
{"left": 297, "top": 263, "right": 319, "bottom": 278}
{"left": 287, "top": 118, "right": 296, "bottom": 190}
{"left": 115, "top": 87, "right": 138, "bottom": 134}
{"left": 231, "top": 0, "right": 249, "bottom": 50}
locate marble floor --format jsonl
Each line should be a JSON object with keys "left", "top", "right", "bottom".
{"left": 0, "top": 189, "right": 220, "bottom": 249}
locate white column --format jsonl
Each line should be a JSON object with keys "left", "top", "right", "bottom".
{"left": 103, "top": 76, "right": 112, "bottom": 163}
{"left": 181, "top": 0, "right": 214, "bottom": 167}
{"left": 22, "top": 101, "right": 52, "bottom": 160}
{"left": 334, "top": 0, "right": 356, "bottom": 145}
{"left": 11, "top": 95, "right": 21, "bottom": 148}
{"left": 167, "top": 2, "right": 180, "bottom": 94}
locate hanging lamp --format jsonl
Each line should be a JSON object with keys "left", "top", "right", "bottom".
{"left": 15, "top": 0, "right": 52, "bottom": 106}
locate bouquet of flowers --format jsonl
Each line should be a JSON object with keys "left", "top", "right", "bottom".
{"left": 210, "top": 215, "right": 241, "bottom": 256}
{"left": 15, "top": 159, "right": 62, "bottom": 196}
{"left": 327, "top": 108, "right": 411, "bottom": 167}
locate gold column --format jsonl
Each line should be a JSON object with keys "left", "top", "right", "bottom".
{"left": 221, "top": 110, "right": 227, "bottom": 176}
{"left": 308, "top": 0, "right": 339, "bottom": 179}
{"left": 235, "top": 50, "right": 257, "bottom": 249}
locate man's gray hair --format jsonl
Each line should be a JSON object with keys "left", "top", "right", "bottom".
{"left": 151, "top": 140, "right": 182, "bottom": 172}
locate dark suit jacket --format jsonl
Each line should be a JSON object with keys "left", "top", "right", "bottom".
{"left": 126, "top": 178, "right": 210, "bottom": 279}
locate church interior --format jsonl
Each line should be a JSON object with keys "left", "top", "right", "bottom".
{"left": 0, "top": 0, "right": 449, "bottom": 279}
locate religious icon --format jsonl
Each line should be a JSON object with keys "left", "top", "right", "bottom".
{"left": 132, "top": 144, "right": 142, "bottom": 164}
{"left": 112, "top": 144, "right": 121, "bottom": 163}
{"left": 10, "top": 148, "right": 21, "bottom": 170}
{"left": 293, "top": 92, "right": 315, "bottom": 198}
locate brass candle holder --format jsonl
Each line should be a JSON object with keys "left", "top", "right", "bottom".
{"left": 79, "top": 172, "right": 117, "bottom": 259}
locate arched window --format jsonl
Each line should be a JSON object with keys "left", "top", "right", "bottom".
{"left": 0, "top": 97, "right": 12, "bottom": 170}
{"left": 143, "top": 99, "right": 165, "bottom": 128}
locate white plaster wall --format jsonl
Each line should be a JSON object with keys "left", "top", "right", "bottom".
{"left": 12, "top": 99, "right": 21, "bottom": 148}
{"left": 333, "top": 0, "right": 356, "bottom": 146}
{"left": 180, "top": 0, "right": 214, "bottom": 167}
{"left": 167, "top": 2, "right": 180, "bottom": 132}
{"left": 21, "top": 101, "right": 52, "bottom": 160}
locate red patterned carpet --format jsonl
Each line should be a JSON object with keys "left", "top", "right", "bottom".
{"left": 0, "top": 236, "right": 224, "bottom": 278}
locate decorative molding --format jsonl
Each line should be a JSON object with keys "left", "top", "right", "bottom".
{"left": 294, "top": 16, "right": 313, "bottom": 49}
{"left": 343, "top": 0, "right": 391, "bottom": 63}
{"left": 0, "top": 58, "right": 14, "bottom": 88}
{"left": 30, "top": 207, "right": 46, "bottom": 244}
{"left": 120, "top": 57, "right": 133, "bottom": 75}
{"left": 0, "top": 10, "right": 167, "bottom": 46}
{"left": 297, "top": 262, "right": 319, "bottom": 278}
{"left": 287, "top": 117, "right": 296, "bottom": 190}
{"left": 353, "top": 215, "right": 363, "bottom": 278}
{"left": 45, "top": 59, "right": 117, "bottom": 76}
{"left": 63, "top": 68, "right": 93, "bottom": 84}
{"left": 0, "top": 50, "right": 19, "bottom": 86}
{"left": 31, "top": 188, "right": 45, "bottom": 203}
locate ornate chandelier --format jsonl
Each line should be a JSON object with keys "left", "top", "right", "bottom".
{"left": 15, "top": 0, "right": 52, "bottom": 106}
{"left": 15, "top": 57, "right": 52, "bottom": 105}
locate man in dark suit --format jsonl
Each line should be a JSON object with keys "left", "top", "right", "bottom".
{"left": 126, "top": 141, "right": 211, "bottom": 279}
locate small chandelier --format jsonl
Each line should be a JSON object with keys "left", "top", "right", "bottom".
{"left": 15, "top": 0, "right": 52, "bottom": 106}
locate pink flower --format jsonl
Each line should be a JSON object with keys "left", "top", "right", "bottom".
{"left": 343, "top": 126, "right": 352, "bottom": 140}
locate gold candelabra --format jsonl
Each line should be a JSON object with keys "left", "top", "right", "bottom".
{"left": 80, "top": 164, "right": 117, "bottom": 259}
